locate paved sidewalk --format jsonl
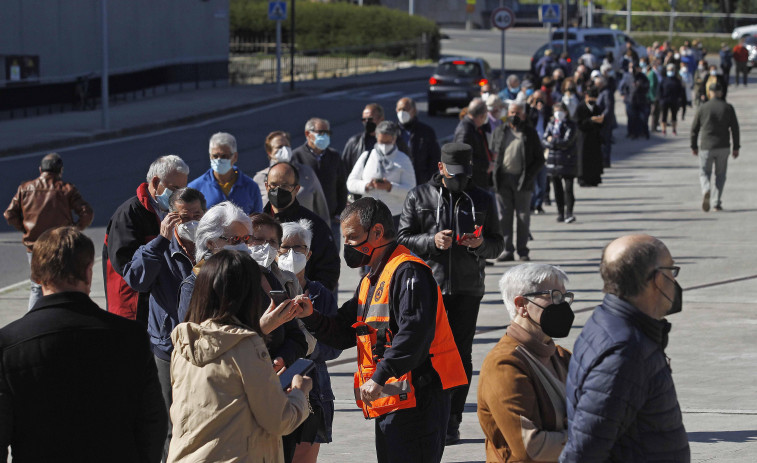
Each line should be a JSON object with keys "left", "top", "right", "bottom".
{"left": 2, "top": 65, "right": 434, "bottom": 157}
{"left": 2, "top": 82, "right": 757, "bottom": 462}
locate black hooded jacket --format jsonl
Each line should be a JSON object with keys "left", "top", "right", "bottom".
{"left": 397, "top": 173, "right": 504, "bottom": 297}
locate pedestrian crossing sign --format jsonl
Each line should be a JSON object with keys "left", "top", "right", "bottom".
{"left": 268, "top": 1, "right": 287, "bottom": 21}
{"left": 539, "top": 4, "right": 561, "bottom": 24}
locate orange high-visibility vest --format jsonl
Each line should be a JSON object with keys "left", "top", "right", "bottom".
{"left": 353, "top": 244, "right": 467, "bottom": 419}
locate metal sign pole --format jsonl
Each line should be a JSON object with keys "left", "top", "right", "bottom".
{"left": 276, "top": 19, "right": 282, "bottom": 93}
{"left": 101, "top": 0, "right": 110, "bottom": 130}
{"left": 502, "top": 30, "right": 506, "bottom": 89}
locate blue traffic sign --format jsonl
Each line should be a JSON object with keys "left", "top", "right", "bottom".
{"left": 268, "top": 1, "right": 287, "bottom": 21}
{"left": 539, "top": 4, "right": 561, "bottom": 24}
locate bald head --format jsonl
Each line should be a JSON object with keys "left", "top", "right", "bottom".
{"left": 40, "top": 152, "right": 63, "bottom": 174}
{"left": 601, "top": 234, "right": 670, "bottom": 299}
{"left": 268, "top": 162, "right": 299, "bottom": 187}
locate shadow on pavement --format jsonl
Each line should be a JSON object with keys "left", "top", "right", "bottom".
{"left": 687, "top": 430, "right": 757, "bottom": 443}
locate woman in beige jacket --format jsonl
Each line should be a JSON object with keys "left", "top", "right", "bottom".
{"left": 168, "top": 250, "right": 312, "bottom": 463}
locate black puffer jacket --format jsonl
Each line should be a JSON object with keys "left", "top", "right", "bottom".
{"left": 397, "top": 174, "right": 504, "bottom": 297}
{"left": 542, "top": 118, "right": 578, "bottom": 177}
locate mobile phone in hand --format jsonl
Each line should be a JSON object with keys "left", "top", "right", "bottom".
{"left": 269, "top": 290, "right": 288, "bottom": 306}
{"left": 279, "top": 358, "right": 315, "bottom": 390}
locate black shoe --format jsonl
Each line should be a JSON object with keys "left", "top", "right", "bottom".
{"left": 556, "top": 215, "right": 565, "bottom": 222}
{"left": 702, "top": 191, "right": 711, "bottom": 212}
{"left": 536, "top": 206, "right": 545, "bottom": 214}
{"left": 519, "top": 255, "right": 531, "bottom": 261}
{"left": 497, "top": 253, "right": 515, "bottom": 262}
{"left": 544, "top": 199, "right": 551, "bottom": 206}
{"left": 714, "top": 205, "right": 723, "bottom": 212}
{"left": 564, "top": 216, "right": 576, "bottom": 223}
{"left": 445, "top": 428, "right": 461, "bottom": 446}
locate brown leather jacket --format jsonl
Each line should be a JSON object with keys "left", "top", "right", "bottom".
{"left": 4, "top": 172, "right": 93, "bottom": 249}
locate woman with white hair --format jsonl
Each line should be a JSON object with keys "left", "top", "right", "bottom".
{"left": 347, "top": 120, "right": 415, "bottom": 225}
{"left": 477, "top": 263, "right": 575, "bottom": 462}
{"left": 278, "top": 219, "right": 341, "bottom": 463}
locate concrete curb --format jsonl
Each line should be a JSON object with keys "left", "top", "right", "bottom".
{"left": 0, "top": 67, "right": 434, "bottom": 158}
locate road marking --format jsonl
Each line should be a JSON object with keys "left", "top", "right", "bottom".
{"left": 0, "top": 258, "right": 103, "bottom": 295}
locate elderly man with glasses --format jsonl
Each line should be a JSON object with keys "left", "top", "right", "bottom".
{"left": 561, "top": 234, "right": 689, "bottom": 462}
{"left": 263, "top": 162, "right": 341, "bottom": 293}
{"left": 477, "top": 263, "right": 575, "bottom": 463}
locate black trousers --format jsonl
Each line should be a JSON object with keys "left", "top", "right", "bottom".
{"left": 552, "top": 175, "right": 575, "bottom": 217}
{"left": 443, "top": 293, "right": 483, "bottom": 420}
{"left": 375, "top": 386, "right": 451, "bottom": 463}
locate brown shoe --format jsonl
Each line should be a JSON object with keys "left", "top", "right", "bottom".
{"left": 702, "top": 192, "right": 710, "bottom": 212}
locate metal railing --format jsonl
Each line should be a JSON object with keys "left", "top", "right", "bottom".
{"left": 229, "top": 38, "right": 433, "bottom": 85}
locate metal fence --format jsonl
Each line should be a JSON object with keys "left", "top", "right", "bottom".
{"left": 229, "top": 38, "right": 433, "bottom": 85}
{"left": 590, "top": 10, "right": 757, "bottom": 35}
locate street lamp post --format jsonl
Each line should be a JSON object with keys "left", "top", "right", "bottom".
{"left": 101, "top": 0, "right": 110, "bottom": 130}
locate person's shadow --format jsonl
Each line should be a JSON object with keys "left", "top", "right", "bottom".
{"left": 687, "top": 430, "right": 757, "bottom": 443}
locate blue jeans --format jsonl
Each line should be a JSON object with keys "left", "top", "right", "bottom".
{"left": 27, "top": 251, "right": 43, "bottom": 311}
{"left": 531, "top": 166, "right": 547, "bottom": 209}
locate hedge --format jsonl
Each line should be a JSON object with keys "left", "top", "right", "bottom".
{"left": 230, "top": 0, "right": 440, "bottom": 58}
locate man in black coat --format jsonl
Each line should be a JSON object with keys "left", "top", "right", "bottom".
{"left": 575, "top": 88, "right": 605, "bottom": 187}
{"left": 342, "top": 103, "right": 409, "bottom": 178}
{"left": 263, "top": 162, "right": 341, "bottom": 292}
{"left": 396, "top": 97, "right": 441, "bottom": 185}
{"left": 491, "top": 101, "right": 545, "bottom": 261}
{"left": 453, "top": 98, "right": 493, "bottom": 190}
{"left": 0, "top": 227, "right": 166, "bottom": 463}
{"left": 397, "top": 143, "right": 504, "bottom": 445}
{"left": 292, "top": 117, "right": 348, "bottom": 246}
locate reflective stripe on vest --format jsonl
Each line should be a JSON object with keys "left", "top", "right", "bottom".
{"left": 353, "top": 244, "right": 467, "bottom": 419}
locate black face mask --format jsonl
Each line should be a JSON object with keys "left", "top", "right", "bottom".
{"left": 268, "top": 187, "right": 293, "bottom": 210}
{"left": 529, "top": 301, "right": 575, "bottom": 338}
{"left": 363, "top": 120, "right": 377, "bottom": 134}
{"left": 510, "top": 115, "right": 523, "bottom": 130}
{"left": 660, "top": 274, "right": 683, "bottom": 315}
{"left": 443, "top": 174, "right": 469, "bottom": 194}
{"left": 343, "top": 233, "right": 392, "bottom": 268}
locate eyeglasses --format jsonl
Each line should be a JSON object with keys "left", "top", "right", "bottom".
{"left": 267, "top": 183, "right": 297, "bottom": 191}
{"left": 522, "top": 289, "right": 574, "bottom": 306}
{"left": 312, "top": 129, "right": 331, "bottom": 135}
{"left": 249, "top": 235, "right": 279, "bottom": 248}
{"left": 278, "top": 244, "right": 309, "bottom": 255}
{"left": 654, "top": 266, "right": 680, "bottom": 278}
{"left": 219, "top": 235, "right": 252, "bottom": 245}
{"left": 361, "top": 117, "right": 373, "bottom": 122}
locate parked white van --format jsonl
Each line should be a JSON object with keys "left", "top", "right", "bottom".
{"left": 551, "top": 27, "right": 647, "bottom": 69}
{"left": 732, "top": 24, "right": 757, "bottom": 39}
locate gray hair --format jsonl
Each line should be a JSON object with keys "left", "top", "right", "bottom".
{"left": 600, "top": 63, "right": 613, "bottom": 75}
{"left": 281, "top": 219, "right": 313, "bottom": 249}
{"left": 194, "top": 201, "right": 252, "bottom": 262}
{"left": 305, "top": 117, "right": 330, "bottom": 132}
{"left": 208, "top": 132, "right": 237, "bottom": 154}
{"left": 499, "top": 264, "right": 569, "bottom": 321}
{"left": 376, "top": 120, "right": 399, "bottom": 138}
{"left": 508, "top": 100, "right": 525, "bottom": 113}
{"left": 507, "top": 74, "right": 520, "bottom": 86}
{"left": 468, "top": 98, "right": 488, "bottom": 117}
{"left": 146, "top": 155, "right": 189, "bottom": 183}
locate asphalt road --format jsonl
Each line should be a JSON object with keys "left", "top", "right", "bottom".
{"left": 0, "top": 80, "right": 465, "bottom": 289}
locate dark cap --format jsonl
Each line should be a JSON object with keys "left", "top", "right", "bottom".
{"left": 40, "top": 152, "right": 63, "bottom": 173}
{"left": 441, "top": 143, "right": 473, "bottom": 175}
{"left": 708, "top": 81, "right": 723, "bottom": 93}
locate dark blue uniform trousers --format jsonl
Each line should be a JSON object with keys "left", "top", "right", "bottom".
{"left": 374, "top": 386, "right": 451, "bottom": 463}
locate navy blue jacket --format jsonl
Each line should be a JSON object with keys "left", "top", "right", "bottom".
{"left": 122, "top": 234, "right": 194, "bottom": 361}
{"left": 561, "top": 294, "right": 690, "bottom": 462}
{"left": 188, "top": 167, "right": 262, "bottom": 215}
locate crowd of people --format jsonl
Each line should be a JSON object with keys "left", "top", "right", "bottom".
{"left": 0, "top": 36, "right": 744, "bottom": 463}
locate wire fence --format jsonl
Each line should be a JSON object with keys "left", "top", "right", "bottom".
{"left": 590, "top": 10, "right": 757, "bottom": 35}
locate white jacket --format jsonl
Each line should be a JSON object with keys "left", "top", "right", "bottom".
{"left": 347, "top": 146, "right": 416, "bottom": 215}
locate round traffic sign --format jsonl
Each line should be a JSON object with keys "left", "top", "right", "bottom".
{"left": 491, "top": 7, "right": 515, "bottom": 31}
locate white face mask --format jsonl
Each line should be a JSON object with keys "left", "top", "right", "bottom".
{"left": 709, "top": 70, "right": 717, "bottom": 76}
{"left": 251, "top": 243, "right": 277, "bottom": 269}
{"left": 554, "top": 111, "right": 566, "bottom": 121}
{"left": 375, "top": 143, "right": 394, "bottom": 156}
{"left": 273, "top": 145, "right": 292, "bottom": 163}
{"left": 177, "top": 220, "right": 199, "bottom": 243}
{"left": 481, "top": 92, "right": 490, "bottom": 101}
{"left": 278, "top": 249, "right": 308, "bottom": 275}
{"left": 397, "top": 110, "right": 412, "bottom": 124}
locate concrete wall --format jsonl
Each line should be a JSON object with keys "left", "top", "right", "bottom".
{"left": 0, "top": 0, "right": 229, "bottom": 83}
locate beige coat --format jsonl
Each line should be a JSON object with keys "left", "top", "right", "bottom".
{"left": 168, "top": 320, "right": 309, "bottom": 463}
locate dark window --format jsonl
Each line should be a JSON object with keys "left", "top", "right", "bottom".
{"left": 435, "top": 62, "right": 482, "bottom": 78}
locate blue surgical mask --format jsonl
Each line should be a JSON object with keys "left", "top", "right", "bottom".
{"left": 667, "top": 71, "right": 675, "bottom": 77}
{"left": 211, "top": 158, "right": 233, "bottom": 175}
{"left": 156, "top": 185, "right": 173, "bottom": 211}
{"left": 314, "top": 134, "right": 330, "bottom": 150}
{"left": 525, "top": 88, "right": 534, "bottom": 97}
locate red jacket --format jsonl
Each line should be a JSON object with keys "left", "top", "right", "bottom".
{"left": 102, "top": 183, "right": 160, "bottom": 323}
{"left": 733, "top": 44, "right": 748, "bottom": 63}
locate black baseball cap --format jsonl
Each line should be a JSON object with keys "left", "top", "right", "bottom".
{"left": 441, "top": 143, "right": 473, "bottom": 175}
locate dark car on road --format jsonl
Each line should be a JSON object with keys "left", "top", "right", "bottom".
{"left": 427, "top": 57, "right": 493, "bottom": 116}
{"left": 530, "top": 41, "right": 605, "bottom": 75}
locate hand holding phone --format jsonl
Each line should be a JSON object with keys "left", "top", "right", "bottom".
{"left": 279, "top": 358, "right": 315, "bottom": 391}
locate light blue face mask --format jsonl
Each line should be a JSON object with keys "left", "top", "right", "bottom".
{"left": 525, "top": 88, "right": 534, "bottom": 97}
{"left": 667, "top": 71, "right": 675, "bottom": 77}
{"left": 156, "top": 185, "right": 173, "bottom": 211}
{"left": 211, "top": 158, "right": 233, "bottom": 175}
{"left": 314, "top": 134, "right": 330, "bottom": 150}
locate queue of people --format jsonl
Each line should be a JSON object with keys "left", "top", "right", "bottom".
{"left": 1, "top": 54, "right": 732, "bottom": 460}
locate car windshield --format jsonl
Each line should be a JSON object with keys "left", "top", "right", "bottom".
{"left": 552, "top": 32, "right": 577, "bottom": 41}
{"left": 435, "top": 61, "right": 482, "bottom": 77}
{"left": 744, "top": 36, "right": 757, "bottom": 46}
{"left": 584, "top": 34, "right": 616, "bottom": 48}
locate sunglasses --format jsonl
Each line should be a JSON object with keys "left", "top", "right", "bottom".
{"left": 219, "top": 235, "right": 252, "bottom": 245}
{"left": 522, "top": 289, "right": 574, "bottom": 306}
